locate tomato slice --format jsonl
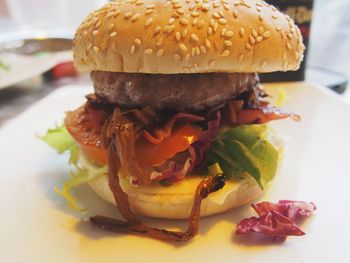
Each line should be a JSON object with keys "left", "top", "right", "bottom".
{"left": 135, "top": 124, "right": 202, "bottom": 167}
{"left": 65, "top": 104, "right": 202, "bottom": 167}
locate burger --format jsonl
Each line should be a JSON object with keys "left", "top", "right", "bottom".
{"left": 43, "top": 0, "right": 303, "bottom": 241}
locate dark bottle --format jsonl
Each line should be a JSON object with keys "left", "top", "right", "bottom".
{"left": 260, "top": 0, "right": 314, "bottom": 82}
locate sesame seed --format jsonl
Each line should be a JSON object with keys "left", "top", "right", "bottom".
{"left": 202, "top": 4, "right": 209, "bottom": 12}
{"left": 233, "top": 10, "right": 238, "bottom": 18}
{"left": 131, "top": 13, "right": 140, "bottom": 21}
{"left": 136, "top": 1, "right": 143, "bottom": 5}
{"left": 286, "top": 43, "right": 292, "bottom": 50}
{"left": 156, "top": 49, "right": 164, "bottom": 57}
{"left": 184, "top": 53, "right": 191, "bottom": 61}
{"left": 87, "top": 43, "right": 92, "bottom": 49}
{"left": 182, "top": 29, "right": 188, "bottom": 37}
{"left": 195, "top": 46, "right": 200, "bottom": 55}
{"left": 213, "top": 12, "right": 220, "bottom": 19}
{"left": 192, "top": 18, "right": 198, "bottom": 25}
{"left": 256, "top": 36, "right": 263, "bottom": 42}
{"left": 175, "top": 32, "right": 181, "bottom": 41}
{"left": 213, "top": 2, "right": 220, "bottom": 8}
{"left": 276, "top": 26, "right": 281, "bottom": 31}
{"left": 189, "top": 4, "right": 195, "bottom": 11}
{"left": 287, "top": 33, "right": 293, "bottom": 40}
{"left": 200, "top": 45, "right": 206, "bottom": 54}
{"left": 179, "top": 43, "right": 188, "bottom": 52}
{"left": 295, "top": 51, "right": 299, "bottom": 60}
{"left": 156, "top": 37, "right": 163, "bottom": 46}
{"left": 258, "top": 27, "right": 264, "bottom": 35}
{"left": 238, "top": 53, "right": 244, "bottom": 62}
{"left": 191, "top": 47, "right": 196, "bottom": 57}
{"left": 174, "top": 53, "right": 182, "bottom": 61}
{"left": 144, "top": 48, "right": 153, "bottom": 54}
{"left": 166, "top": 25, "right": 175, "bottom": 33}
{"left": 257, "top": 6, "right": 262, "bottom": 12}
{"left": 208, "top": 27, "right": 213, "bottom": 34}
{"left": 239, "top": 28, "right": 245, "bottom": 37}
{"left": 252, "top": 29, "right": 258, "bottom": 38}
{"left": 260, "top": 31, "right": 268, "bottom": 40}
{"left": 205, "top": 38, "right": 211, "bottom": 48}
{"left": 272, "top": 14, "right": 277, "bottom": 19}
{"left": 213, "top": 23, "right": 218, "bottom": 32}
{"left": 134, "top": 38, "right": 142, "bottom": 45}
{"left": 168, "top": 18, "right": 175, "bottom": 24}
{"left": 113, "top": 10, "right": 120, "bottom": 17}
{"left": 246, "top": 43, "right": 253, "bottom": 50}
{"left": 224, "top": 4, "right": 230, "bottom": 10}
{"left": 124, "top": 12, "right": 132, "bottom": 19}
{"left": 226, "top": 31, "right": 234, "bottom": 37}
{"left": 221, "top": 50, "right": 230, "bottom": 57}
{"left": 281, "top": 31, "right": 287, "bottom": 39}
{"left": 224, "top": 40, "right": 233, "bottom": 46}
{"left": 92, "top": 30, "right": 98, "bottom": 36}
{"left": 180, "top": 18, "right": 189, "bottom": 25}
{"left": 176, "top": 9, "right": 185, "bottom": 15}
{"left": 258, "top": 14, "right": 263, "bottom": 21}
{"left": 83, "top": 31, "right": 88, "bottom": 36}
{"left": 172, "top": 13, "right": 180, "bottom": 18}
{"left": 249, "top": 36, "right": 256, "bottom": 45}
{"left": 106, "top": 12, "right": 114, "bottom": 19}
{"left": 219, "top": 11, "right": 224, "bottom": 18}
{"left": 191, "top": 33, "right": 199, "bottom": 42}
{"left": 146, "top": 4, "right": 155, "bottom": 9}
{"left": 93, "top": 46, "right": 99, "bottom": 52}
{"left": 145, "top": 18, "right": 153, "bottom": 26}
{"left": 154, "top": 26, "right": 162, "bottom": 35}
{"left": 110, "top": 32, "right": 117, "bottom": 37}
{"left": 221, "top": 28, "right": 227, "bottom": 36}
{"left": 145, "top": 9, "right": 153, "bottom": 15}
{"left": 191, "top": 11, "right": 199, "bottom": 17}
{"left": 218, "top": 18, "right": 228, "bottom": 25}
{"left": 109, "top": 24, "right": 115, "bottom": 30}
{"left": 130, "top": 45, "right": 136, "bottom": 54}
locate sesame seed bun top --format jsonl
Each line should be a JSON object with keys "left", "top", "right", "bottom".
{"left": 73, "top": 0, "right": 305, "bottom": 74}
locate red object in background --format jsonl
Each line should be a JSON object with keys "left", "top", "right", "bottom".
{"left": 52, "top": 61, "right": 77, "bottom": 78}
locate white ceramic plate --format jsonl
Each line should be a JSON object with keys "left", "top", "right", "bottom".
{"left": 0, "top": 51, "right": 72, "bottom": 89}
{"left": 0, "top": 82, "right": 349, "bottom": 263}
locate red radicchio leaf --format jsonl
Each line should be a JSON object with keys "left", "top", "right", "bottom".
{"left": 236, "top": 210, "right": 305, "bottom": 241}
{"left": 252, "top": 200, "right": 317, "bottom": 221}
{"left": 150, "top": 157, "right": 192, "bottom": 182}
{"left": 188, "top": 110, "right": 221, "bottom": 172}
{"left": 236, "top": 200, "right": 316, "bottom": 241}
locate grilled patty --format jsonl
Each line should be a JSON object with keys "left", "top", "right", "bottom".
{"left": 91, "top": 71, "right": 259, "bottom": 111}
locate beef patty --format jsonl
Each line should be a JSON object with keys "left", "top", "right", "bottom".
{"left": 91, "top": 71, "right": 259, "bottom": 111}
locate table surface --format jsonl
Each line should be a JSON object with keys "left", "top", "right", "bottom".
{"left": 0, "top": 0, "right": 349, "bottom": 127}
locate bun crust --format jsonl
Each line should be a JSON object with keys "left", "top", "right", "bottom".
{"left": 88, "top": 171, "right": 263, "bottom": 219}
{"left": 73, "top": 0, "right": 304, "bottom": 74}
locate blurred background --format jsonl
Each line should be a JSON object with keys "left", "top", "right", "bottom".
{"left": 0, "top": 0, "right": 349, "bottom": 125}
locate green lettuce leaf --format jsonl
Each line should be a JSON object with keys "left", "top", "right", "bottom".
{"left": 207, "top": 125, "right": 279, "bottom": 188}
{"left": 39, "top": 125, "right": 75, "bottom": 154}
{"left": 40, "top": 124, "right": 107, "bottom": 211}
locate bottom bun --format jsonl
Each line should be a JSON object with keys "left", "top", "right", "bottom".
{"left": 88, "top": 171, "right": 263, "bottom": 219}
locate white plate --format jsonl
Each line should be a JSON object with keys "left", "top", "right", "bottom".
{"left": 0, "top": 51, "right": 72, "bottom": 89}
{"left": 0, "top": 82, "right": 349, "bottom": 263}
